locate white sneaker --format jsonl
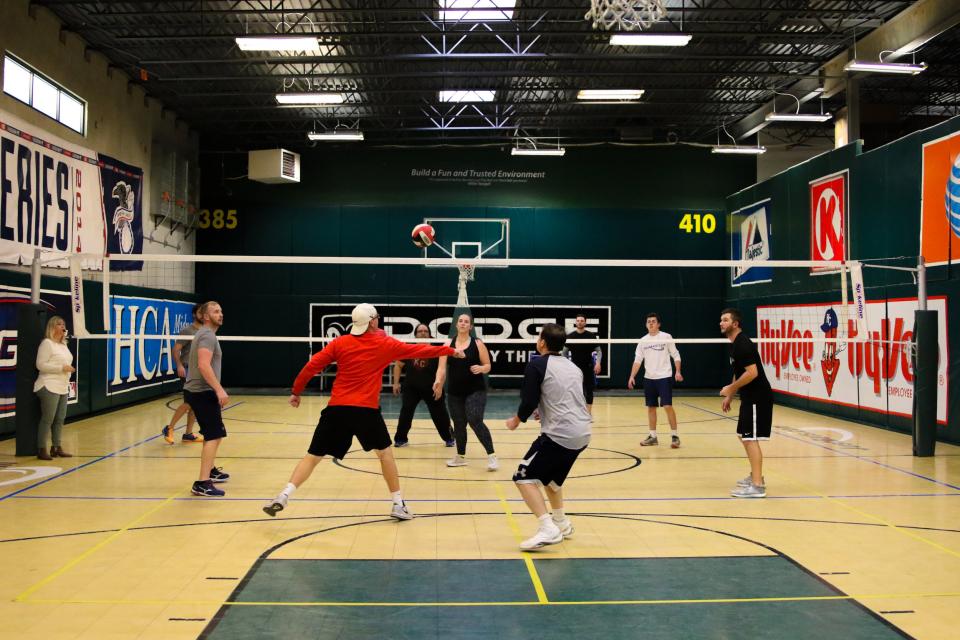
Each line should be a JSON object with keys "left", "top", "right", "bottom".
{"left": 390, "top": 502, "right": 414, "bottom": 520}
{"left": 553, "top": 517, "right": 574, "bottom": 538}
{"left": 730, "top": 483, "right": 766, "bottom": 498}
{"left": 736, "top": 474, "right": 764, "bottom": 488}
{"left": 446, "top": 455, "right": 467, "bottom": 467}
{"left": 487, "top": 454, "right": 499, "bottom": 471}
{"left": 262, "top": 493, "right": 288, "bottom": 517}
{"left": 520, "top": 524, "right": 563, "bottom": 550}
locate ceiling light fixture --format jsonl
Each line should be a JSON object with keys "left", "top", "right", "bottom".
{"left": 308, "top": 130, "right": 364, "bottom": 141}
{"left": 511, "top": 147, "right": 565, "bottom": 156}
{"left": 577, "top": 89, "right": 644, "bottom": 101}
{"left": 843, "top": 60, "right": 927, "bottom": 75}
{"left": 765, "top": 112, "right": 832, "bottom": 123}
{"left": 609, "top": 33, "right": 692, "bottom": 47}
{"left": 711, "top": 145, "right": 766, "bottom": 155}
{"left": 439, "top": 90, "right": 496, "bottom": 102}
{"left": 276, "top": 93, "right": 344, "bottom": 105}
{"left": 236, "top": 36, "right": 321, "bottom": 52}
{"left": 439, "top": 0, "right": 515, "bottom": 22}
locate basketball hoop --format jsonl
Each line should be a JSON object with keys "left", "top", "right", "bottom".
{"left": 456, "top": 263, "right": 475, "bottom": 307}
{"left": 585, "top": 0, "right": 667, "bottom": 31}
{"left": 458, "top": 263, "right": 475, "bottom": 283}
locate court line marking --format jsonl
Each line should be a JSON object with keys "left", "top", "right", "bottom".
{"left": 14, "top": 489, "right": 182, "bottom": 602}
{"left": 19, "top": 591, "right": 960, "bottom": 607}
{"left": 495, "top": 484, "right": 549, "bottom": 604}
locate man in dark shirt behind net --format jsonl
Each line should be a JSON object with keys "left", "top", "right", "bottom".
{"left": 564, "top": 313, "right": 603, "bottom": 415}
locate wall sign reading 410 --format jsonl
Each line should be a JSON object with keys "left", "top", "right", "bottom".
{"left": 197, "top": 208, "right": 238, "bottom": 230}
{"left": 678, "top": 212, "right": 716, "bottom": 234}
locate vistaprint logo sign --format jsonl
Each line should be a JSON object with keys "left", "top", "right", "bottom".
{"left": 310, "top": 303, "right": 612, "bottom": 378}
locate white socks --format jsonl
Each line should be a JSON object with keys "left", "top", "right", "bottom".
{"left": 281, "top": 483, "right": 297, "bottom": 497}
{"left": 391, "top": 490, "right": 404, "bottom": 505}
{"left": 671, "top": 430, "right": 678, "bottom": 436}
{"left": 552, "top": 508, "right": 565, "bottom": 522}
{"left": 649, "top": 430, "right": 657, "bottom": 437}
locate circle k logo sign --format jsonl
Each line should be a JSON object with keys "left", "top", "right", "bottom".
{"left": 810, "top": 172, "right": 847, "bottom": 268}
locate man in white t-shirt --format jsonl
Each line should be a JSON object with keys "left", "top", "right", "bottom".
{"left": 628, "top": 312, "right": 683, "bottom": 448}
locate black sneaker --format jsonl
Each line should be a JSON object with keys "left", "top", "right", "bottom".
{"left": 192, "top": 480, "right": 225, "bottom": 497}
{"left": 210, "top": 467, "right": 230, "bottom": 483}
{"left": 394, "top": 439, "right": 409, "bottom": 448}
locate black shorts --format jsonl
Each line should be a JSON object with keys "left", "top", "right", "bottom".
{"left": 183, "top": 389, "right": 227, "bottom": 440}
{"left": 512, "top": 434, "right": 586, "bottom": 490}
{"left": 579, "top": 365, "right": 595, "bottom": 404}
{"left": 737, "top": 399, "right": 773, "bottom": 440}
{"left": 308, "top": 405, "right": 392, "bottom": 459}
{"left": 643, "top": 377, "right": 673, "bottom": 407}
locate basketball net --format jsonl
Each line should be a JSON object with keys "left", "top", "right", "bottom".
{"left": 585, "top": 0, "right": 667, "bottom": 31}
{"left": 456, "top": 263, "right": 475, "bottom": 307}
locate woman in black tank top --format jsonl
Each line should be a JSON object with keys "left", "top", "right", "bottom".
{"left": 439, "top": 314, "right": 498, "bottom": 470}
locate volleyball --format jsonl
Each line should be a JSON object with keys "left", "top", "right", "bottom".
{"left": 411, "top": 223, "right": 436, "bottom": 248}
{"left": 947, "top": 154, "right": 960, "bottom": 239}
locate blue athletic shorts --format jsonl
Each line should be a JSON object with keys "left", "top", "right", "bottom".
{"left": 643, "top": 377, "right": 673, "bottom": 407}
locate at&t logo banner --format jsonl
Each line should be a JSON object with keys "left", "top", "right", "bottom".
{"left": 106, "top": 296, "right": 194, "bottom": 395}
{"left": 920, "top": 129, "right": 960, "bottom": 267}
{"left": 757, "top": 297, "right": 948, "bottom": 424}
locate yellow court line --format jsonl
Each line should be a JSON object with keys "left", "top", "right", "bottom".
{"left": 14, "top": 489, "right": 182, "bottom": 603}
{"left": 20, "top": 591, "right": 960, "bottom": 607}
{"left": 495, "top": 484, "right": 549, "bottom": 604}
{"left": 769, "top": 470, "right": 960, "bottom": 561}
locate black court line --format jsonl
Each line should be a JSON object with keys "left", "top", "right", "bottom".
{"left": 198, "top": 512, "right": 913, "bottom": 640}
{"left": 0, "top": 401, "right": 244, "bottom": 502}
{"left": 679, "top": 401, "right": 960, "bottom": 491}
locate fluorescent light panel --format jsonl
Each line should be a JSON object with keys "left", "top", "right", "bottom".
{"left": 308, "top": 130, "right": 364, "bottom": 141}
{"left": 843, "top": 60, "right": 927, "bottom": 75}
{"left": 439, "top": 89, "right": 495, "bottom": 102}
{"left": 236, "top": 36, "right": 321, "bottom": 52}
{"left": 276, "top": 92, "right": 344, "bottom": 105}
{"left": 711, "top": 145, "right": 766, "bottom": 155}
{"left": 765, "top": 112, "right": 832, "bottom": 122}
{"left": 512, "top": 148, "right": 565, "bottom": 156}
{"left": 577, "top": 89, "right": 644, "bottom": 101}
{"left": 609, "top": 33, "right": 692, "bottom": 46}
{"left": 439, "top": 1, "right": 515, "bottom": 22}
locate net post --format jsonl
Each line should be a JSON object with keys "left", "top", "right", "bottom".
{"left": 30, "top": 248, "right": 41, "bottom": 303}
{"left": 917, "top": 256, "right": 927, "bottom": 311}
{"left": 912, "top": 306, "right": 937, "bottom": 456}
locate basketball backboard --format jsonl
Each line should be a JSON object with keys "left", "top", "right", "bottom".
{"left": 422, "top": 217, "right": 509, "bottom": 268}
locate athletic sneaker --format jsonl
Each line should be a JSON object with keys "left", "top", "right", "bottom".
{"left": 446, "top": 455, "right": 467, "bottom": 467}
{"left": 390, "top": 502, "right": 414, "bottom": 520}
{"left": 671, "top": 435, "right": 681, "bottom": 449}
{"left": 520, "top": 523, "right": 563, "bottom": 550}
{"left": 736, "top": 474, "right": 764, "bottom": 488}
{"left": 263, "top": 493, "right": 288, "bottom": 517}
{"left": 191, "top": 480, "right": 225, "bottom": 497}
{"left": 640, "top": 435, "right": 659, "bottom": 446}
{"left": 161, "top": 425, "right": 174, "bottom": 445}
{"left": 730, "top": 483, "right": 766, "bottom": 498}
{"left": 444, "top": 438, "right": 456, "bottom": 447}
{"left": 394, "top": 439, "right": 409, "bottom": 448}
{"left": 182, "top": 433, "right": 203, "bottom": 443}
{"left": 487, "top": 454, "right": 499, "bottom": 471}
{"left": 553, "top": 517, "right": 574, "bottom": 538}
{"left": 209, "top": 467, "right": 230, "bottom": 483}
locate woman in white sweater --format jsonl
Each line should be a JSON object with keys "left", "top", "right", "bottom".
{"left": 34, "top": 315, "right": 75, "bottom": 460}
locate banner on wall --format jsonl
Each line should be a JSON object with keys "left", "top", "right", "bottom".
{"left": 757, "top": 297, "right": 948, "bottom": 424}
{"left": 731, "top": 199, "right": 772, "bottom": 286}
{"left": 99, "top": 153, "right": 143, "bottom": 271}
{"left": 0, "top": 286, "right": 78, "bottom": 418}
{"left": 920, "top": 129, "right": 960, "bottom": 267}
{"left": 309, "top": 303, "right": 612, "bottom": 379}
{"left": 0, "top": 109, "right": 106, "bottom": 268}
{"left": 809, "top": 170, "right": 848, "bottom": 273}
{"left": 106, "top": 295, "right": 194, "bottom": 395}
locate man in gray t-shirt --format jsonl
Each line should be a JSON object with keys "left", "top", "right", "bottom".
{"left": 182, "top": 301, "right": 230, "bottom": 497}
{"left": 163, "top": 304, "right": 203, "bottom": 444}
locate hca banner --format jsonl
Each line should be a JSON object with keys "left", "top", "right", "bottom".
{"left": 0, "top": 286, "right": 78, "bottom": 418}
{"left": 731, "top": 199, "right": 772, "bottom": 286}
{"left": 310, "top": 303, "right": 612, "bottom": 378}
{"left": 99, "top": 154, "right": 143, "bottom": 271}
{"left": 0, "top": 108, "right": 105, "bottom": 268}
{"left": 106, "top": 295, "right": 194, "bottom": 395}
{"left": 920, "top": 129, "right": 960, "bottom": 267}
{"left": 757, "top": 297, "right": 947, "bottom": 424}
{"left": 810, "top": 170, "right": 848, "bottom": 273}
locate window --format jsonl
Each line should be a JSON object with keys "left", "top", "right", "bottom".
{"left": 2, "top": 54, "right": 86, "bottom": 135}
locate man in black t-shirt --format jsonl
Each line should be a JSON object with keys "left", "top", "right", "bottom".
{"left": 719, "top": 308, "right": 773, "bottom": 499}
{"left": 564, "top": 313, "right": 602, "bottom": 414}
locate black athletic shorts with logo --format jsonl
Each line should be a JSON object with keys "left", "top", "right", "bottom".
{"left": 512, "top": 433, "right": 586, "bottom": 490}
{"left": 308, "top": 405, "right": 392, "bottom": 459}
{"left": 736, "top": 399, "right": 773, "bottom": 440}
{"left": 183, "top": 389, "right": 227, "bottom": 440}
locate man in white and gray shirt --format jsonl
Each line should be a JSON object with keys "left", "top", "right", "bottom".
{"left": 628, "top": 312, "right": 683, "bottom": 448}
{"left": 506, "top": 323, "right": 591, "bottom": 551}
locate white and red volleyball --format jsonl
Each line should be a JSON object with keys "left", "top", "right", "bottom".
{"left": 411, "top": 223, "right": 436, "bottom": 248}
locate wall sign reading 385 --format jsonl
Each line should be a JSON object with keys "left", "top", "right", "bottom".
{"left": 197, "top": 208, "right": 238, "bottom": 230}
{"left": 678, "top": 212, "right": 716, "bottom": 234}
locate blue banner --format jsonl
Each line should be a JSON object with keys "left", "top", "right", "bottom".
{"left": 731, "top": 198, "right": 773, "bottom": 286}
{"left": 106, "top": 295, "right": 193, "bottom": 395}
{"left": 99, "top": 154, "right": 144, "bottom": 271}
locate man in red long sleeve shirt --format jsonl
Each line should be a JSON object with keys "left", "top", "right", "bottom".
{"left": 264, "top": 303, "right": 463, "bottom": 520}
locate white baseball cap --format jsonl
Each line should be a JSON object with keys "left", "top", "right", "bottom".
{"left": 350, "top": 303, "right": 379, "bottom": 335}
